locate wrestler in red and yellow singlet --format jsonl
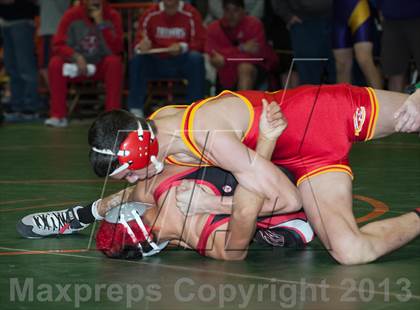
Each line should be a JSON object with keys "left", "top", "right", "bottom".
{"left": 150, "top": 84, "right": 379, "bottom": 185}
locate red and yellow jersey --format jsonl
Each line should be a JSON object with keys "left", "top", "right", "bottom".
{"left": 151, "top": 84, "right": 380, "bottom": 185}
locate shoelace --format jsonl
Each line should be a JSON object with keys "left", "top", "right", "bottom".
{"left": 33, "top": 211, "right": 68, "bottom": 231}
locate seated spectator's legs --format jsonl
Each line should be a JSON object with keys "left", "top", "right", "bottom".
{"left": 128, "top": 52, "right": 204, "bottom": 110}
{"left": 177, "top": 51, "right": 205, "bottom": 102}
{"left": 48, "top": 56, "right": 69, "bottom": 118}
{"left": 289, "top": 18, "right": 335, "bottom": 84}
{"left": 94, "top": 55, "right": 122, "bottom": 111}
{"left": 127, "top": 54, "right": 158, "bottom": 112}
{"left": 237, "top": 62, "right": 257, "bottom": 90}
{"left": 49, "top": 55, "right": 123, "bottom": 119}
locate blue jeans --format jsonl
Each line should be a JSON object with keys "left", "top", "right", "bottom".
{"left": 289, "top": 18, "right": 336, "bottom": 85}
{"left": 1, "top": 20, "right": 40, "bottom": 112}
{"left": 127, "top": 51, "right": 205, "bottom": 110}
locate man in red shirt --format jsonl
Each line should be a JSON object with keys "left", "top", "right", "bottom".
{"left": 206, "top": 0, "right": 278, "bottom": 90}
{"left": 127, "top": 0, "right": 206, "bottom": 117}
{"left": 45, "top": 0, "right": 123, "bottom": 128}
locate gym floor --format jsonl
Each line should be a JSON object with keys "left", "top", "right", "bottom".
{"left": 0, "top": 122, "right": 419, "bottom": 309}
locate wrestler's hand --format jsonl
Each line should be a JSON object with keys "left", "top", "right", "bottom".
{"left": 259, "top": 98, "right": 287, "bottom": 140}
{"left": 176, "top": 180, "right": 216, "bottom": 216}
{"left": 394, "top": 89, "right": 420, "bottom": 133}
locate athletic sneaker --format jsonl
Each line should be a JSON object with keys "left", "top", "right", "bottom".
{"left": 254, "top": 227, "right": 305, "bottom": 248}
{"left": 44, "top": 117, "right": 68, "bottom": 128}
{"left": 16, "top": 206, "right": 89, "bottom": 239}
{"left": 254, "top": 218, "right": 314, "bottom": 248}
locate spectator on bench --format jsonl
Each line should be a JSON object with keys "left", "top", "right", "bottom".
{"left": 127, "top": 0, "right": 206, "bottom": 117}
{"left": 206, "top": 0, "right": 278, "bottom": 91}
{"left": 45, "top": 0, "right": 123, "bottom": 128}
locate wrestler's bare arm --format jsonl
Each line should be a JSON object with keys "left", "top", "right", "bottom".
{"left": 96, "top": 186, "right": 136, "bottom": 216}
{"left": 176, "top": 183, "right": 283, "bottom": 216}
{"left": 199, "top": 131, "right": 301, "bottom": 213}
{"left": 191, "top": 97, "right": 301, "bottom": 213}
{"left": 96, "top": 178, "right": 157, "bottom": 217}
{"left": 206, "top": 101, "right": 288, "bottom": 260}
{"left": 206, "top": 138, "right": 275, "bottom": 260}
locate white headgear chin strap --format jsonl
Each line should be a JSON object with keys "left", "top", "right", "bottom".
{"left": 147, "top": 122, "right": 155, "bottom": 140}
{"left": 150, "top": 155, "right": 164, "bottom": 174}
{"left": 91, "top": 147, "right": 130, "bottom": 176}
{"left": 120, "top": 209, "right": 168, "bottom": 257}
{"left": 91, "top": 153, "right": 163, "bottom": 177}
{"left": 136, "top": 121, "right": 144, "bottom": 140}
{"left": 109, "top": 163, "right": 130, "bottom": 177}
{"left": 91, "top": 147, "right": 116, "bottom": 156}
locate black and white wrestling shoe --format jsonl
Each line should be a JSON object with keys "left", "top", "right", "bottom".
{"left": 254, "top": 219, "right": 314, "bottom": 248}
{"left": 16, "top": 206, "right": 89, "bottom": 239}
{"left": 254, "top": 228, "right": 304, "bottom": 248}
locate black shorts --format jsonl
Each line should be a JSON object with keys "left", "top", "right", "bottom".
{"left": 381, "top": 17, "right": 420, "bottom": 75}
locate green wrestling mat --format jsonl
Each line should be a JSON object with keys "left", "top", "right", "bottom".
{"left": 0, "top": 122, "right": 419, "bottom": 309}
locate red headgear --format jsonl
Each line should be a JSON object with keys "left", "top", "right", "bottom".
{"left": 92, "top": 121, "right": 163, "bottom": 176}
{"left": 96, "top": 202, "right": 168, "bottom": 259}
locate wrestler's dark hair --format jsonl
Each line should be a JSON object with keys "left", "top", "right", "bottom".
{"left": 103, "top": 245, "right": 144, "bottom": 260}
{"left": 223, "top": 0, "right": 244, "bottom": 8}
{"left": 88, "top": 109, "right": 156, "bottom": 177}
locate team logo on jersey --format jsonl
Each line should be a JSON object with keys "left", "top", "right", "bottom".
{"left": 156, "top": 27, "right": 186, "bottom": 39}
{"left": 353, "top": 107, "right": 366, "bottom": 136}
{"left": 222, "top": 185, "right": 232, "bottom": 193}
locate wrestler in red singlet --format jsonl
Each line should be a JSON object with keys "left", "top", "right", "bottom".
{"left": 151, "top": 84, "right": 379, "bottom": 185}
